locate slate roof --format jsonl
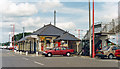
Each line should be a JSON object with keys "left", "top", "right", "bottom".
{"left": 55, "top": 32, "right": 80, "bottom": 41}
{"left": 19, "top": 24, "right": 80, "bottom": 41}
{"left": 32, "top": 24, "right": 66, "bottom": 36}
{"left": 18, "top": 37, "right": 26, "bottom": 42}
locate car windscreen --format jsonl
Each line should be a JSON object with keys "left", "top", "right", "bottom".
{"left": 102, "top": 46, "right": 110, "bottom": 50}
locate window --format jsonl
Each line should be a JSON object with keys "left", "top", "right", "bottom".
{"left": 67, "top": 48, "right": 70, "bottom": 50}
{"left": 102, "top": 46, "right": 110, "bottom": 50}
{"left": 55, "top": 48, "right": 60, "bottom": 50}
{"left": 61, "top": 47, "right": 66, "bottom": 50}
{"left": 61, "top": 47, "right": 64, "bottom": 50}
{"left": 112, "top": 46, "right": 118, "bottom": 50}
{"left": 63, "top": 47, "right": 66, "bottom": 50}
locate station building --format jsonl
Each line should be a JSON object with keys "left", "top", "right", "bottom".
{"left": 18, "top": 24, "right": 80, "bottom": 53}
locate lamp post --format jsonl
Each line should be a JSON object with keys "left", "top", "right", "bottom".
{"left": 89, "top": 0, "right": 92, "bottom": 57}
{"left": 10, "top": 24, "right": 15, "bottom": 51}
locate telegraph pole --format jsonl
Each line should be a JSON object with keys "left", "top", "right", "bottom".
{"left": 89, "top": 0, "right": 92, "bottom": 57}
{"left": 92, "top": 0, "right": 95, "bottom": 58}
{"left": 78, "top": 29, "right": 80, "bottom": 39}
{"left": 9, "top": 34, "right": 10, "bottom": 46}
{"left": 23, "top": 27, "right": 25, "bottom": 38}
{"left": 11, "top": 24, "right": 15, "bottom": 51}
{"left": 11, "top": 25, "right": 12, "bottom": 46}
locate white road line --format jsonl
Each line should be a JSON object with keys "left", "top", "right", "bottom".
{"left": 73, "top": 56, "right": 78, "bottom": 57}
{"left": 34, "top": 61, "right": 44, "bottom": 65}
{"left": 45, "top": 58, "right": 51, "bottom": 59}
{"left": 23, "top": 58, "right": 29, "bottom": 60}
{"left": 97, "top": 60, "right": 118, "bottom": 62}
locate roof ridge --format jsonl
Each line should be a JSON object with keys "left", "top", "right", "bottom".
{"left": 59, "top": 31, "right": 80, "bottom": 40}
{"left": 50, "top": 25, "right": 67, "bottom": 33}
{"left": 39, "top": 24, "right": 50, "bottom": 35}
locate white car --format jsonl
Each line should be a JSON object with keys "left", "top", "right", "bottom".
{"left": 0, "top": 46, "right": 3, "bottom": 49}
{"left": 3, "top": 46, "right": 7, "bottom": 49}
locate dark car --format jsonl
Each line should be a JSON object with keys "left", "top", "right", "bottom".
{"left": 42, "top": 46, "right": 74, "bottom": 57}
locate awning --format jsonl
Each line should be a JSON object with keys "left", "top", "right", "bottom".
{"left": 25, "top": 35, "right": 38, "bottom": 40}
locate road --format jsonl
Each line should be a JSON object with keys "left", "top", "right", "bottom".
{"left": 1, "top": 49, "right": 119, "bottom": 67}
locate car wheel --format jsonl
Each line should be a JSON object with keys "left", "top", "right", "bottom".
{"left": 108, "top": 54, "right": 114, "bottom": 59}
{"left": 66, "top": 52, "right": 71, "bottom": 57}
{"left": 47, "top": 53, "right": 52, "bottom": 57}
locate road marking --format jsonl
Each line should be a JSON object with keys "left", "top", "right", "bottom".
{"left": 31, "top": 55, "right": 35, "bottom": 57}
{"left": 97, "top": 60, "right": 118, "bottom": 62}
{"left": 51, "top": 57, "right": 75, "bottom": 59}
{"left": 34, "top": 61, "right": 44, "bottom": 65}
{"left": 45, "top": 58, "right": 51, "bottom": 59}
{"left": 73, "top": 56, "right": 78, "bottom": 57}
{"left": 23, "top": 58, "right": 29, "bottom": 60}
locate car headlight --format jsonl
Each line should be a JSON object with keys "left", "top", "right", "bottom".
{"left": 43, "top": 52, "right": 47, "bottom": 54}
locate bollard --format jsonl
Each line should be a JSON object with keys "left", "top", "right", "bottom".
{"left": 20, "top": 51, "right": 22, "bottom": 55}
{"left": 36, "top": 52, "right": 38, "bottom": 56}
{"left": 26, "top": 51, "right": 28, "bottom": 56}
{"left": 17, "top": 51, "right": 19, "bottom": 54}
{"left": 14, "top": 50, "right": 16, "bottom": 53}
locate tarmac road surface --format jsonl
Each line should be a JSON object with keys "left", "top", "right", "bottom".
{"left": 1, "top": 49, "right": 119, "bottom": 67}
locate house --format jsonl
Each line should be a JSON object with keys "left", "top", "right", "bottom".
{"left": 18, "top": 24, "right": 80, "bottom": 54}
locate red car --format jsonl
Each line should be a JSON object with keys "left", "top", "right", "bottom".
{"left": 9, "top": 47, "right": 14, "bottom": 50}
{"left": 115, "top": 49, "right": 120, "bottom": 59}
{"left": 42, "top": 47, "right": 74, "bottom": 57}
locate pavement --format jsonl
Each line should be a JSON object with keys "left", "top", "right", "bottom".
{"left": 1, "top": 49, "right": 119, "bottom": 67}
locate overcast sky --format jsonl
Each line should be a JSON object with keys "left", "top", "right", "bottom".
{"left": 0, "top": 0, "right": 118, "bottom": 43}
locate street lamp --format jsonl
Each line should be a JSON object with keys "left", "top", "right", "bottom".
{"left": 10, "top": 24, "right": 15, "bottom": 51}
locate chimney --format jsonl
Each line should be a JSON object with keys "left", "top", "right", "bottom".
{"left": 54, "top": 10, "right": 56, "bottom": 26}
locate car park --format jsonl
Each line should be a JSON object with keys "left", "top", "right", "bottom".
{"left": 96, "top": 45, "right": 119, "bottom": 59}
{"left": 42, "top": 46, "right": 74, "bottom": 57}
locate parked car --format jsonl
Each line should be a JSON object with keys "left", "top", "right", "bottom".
{"left": 96, "top": 45, "right": 119, "bottom": 59}
{"left": 8, "top": 46, "right": 15, "bottom": 50}
{"left": 42, "top": 46, "right": 74, "bottom": 57}
{"left": 115, "top": 49, "right": 120, "bottom": 59}
{"left": 1, "top": 46, "right": 7, "bottom": 49}
{"left": 7, "top": 46, "right": 17, "bottom": 50}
